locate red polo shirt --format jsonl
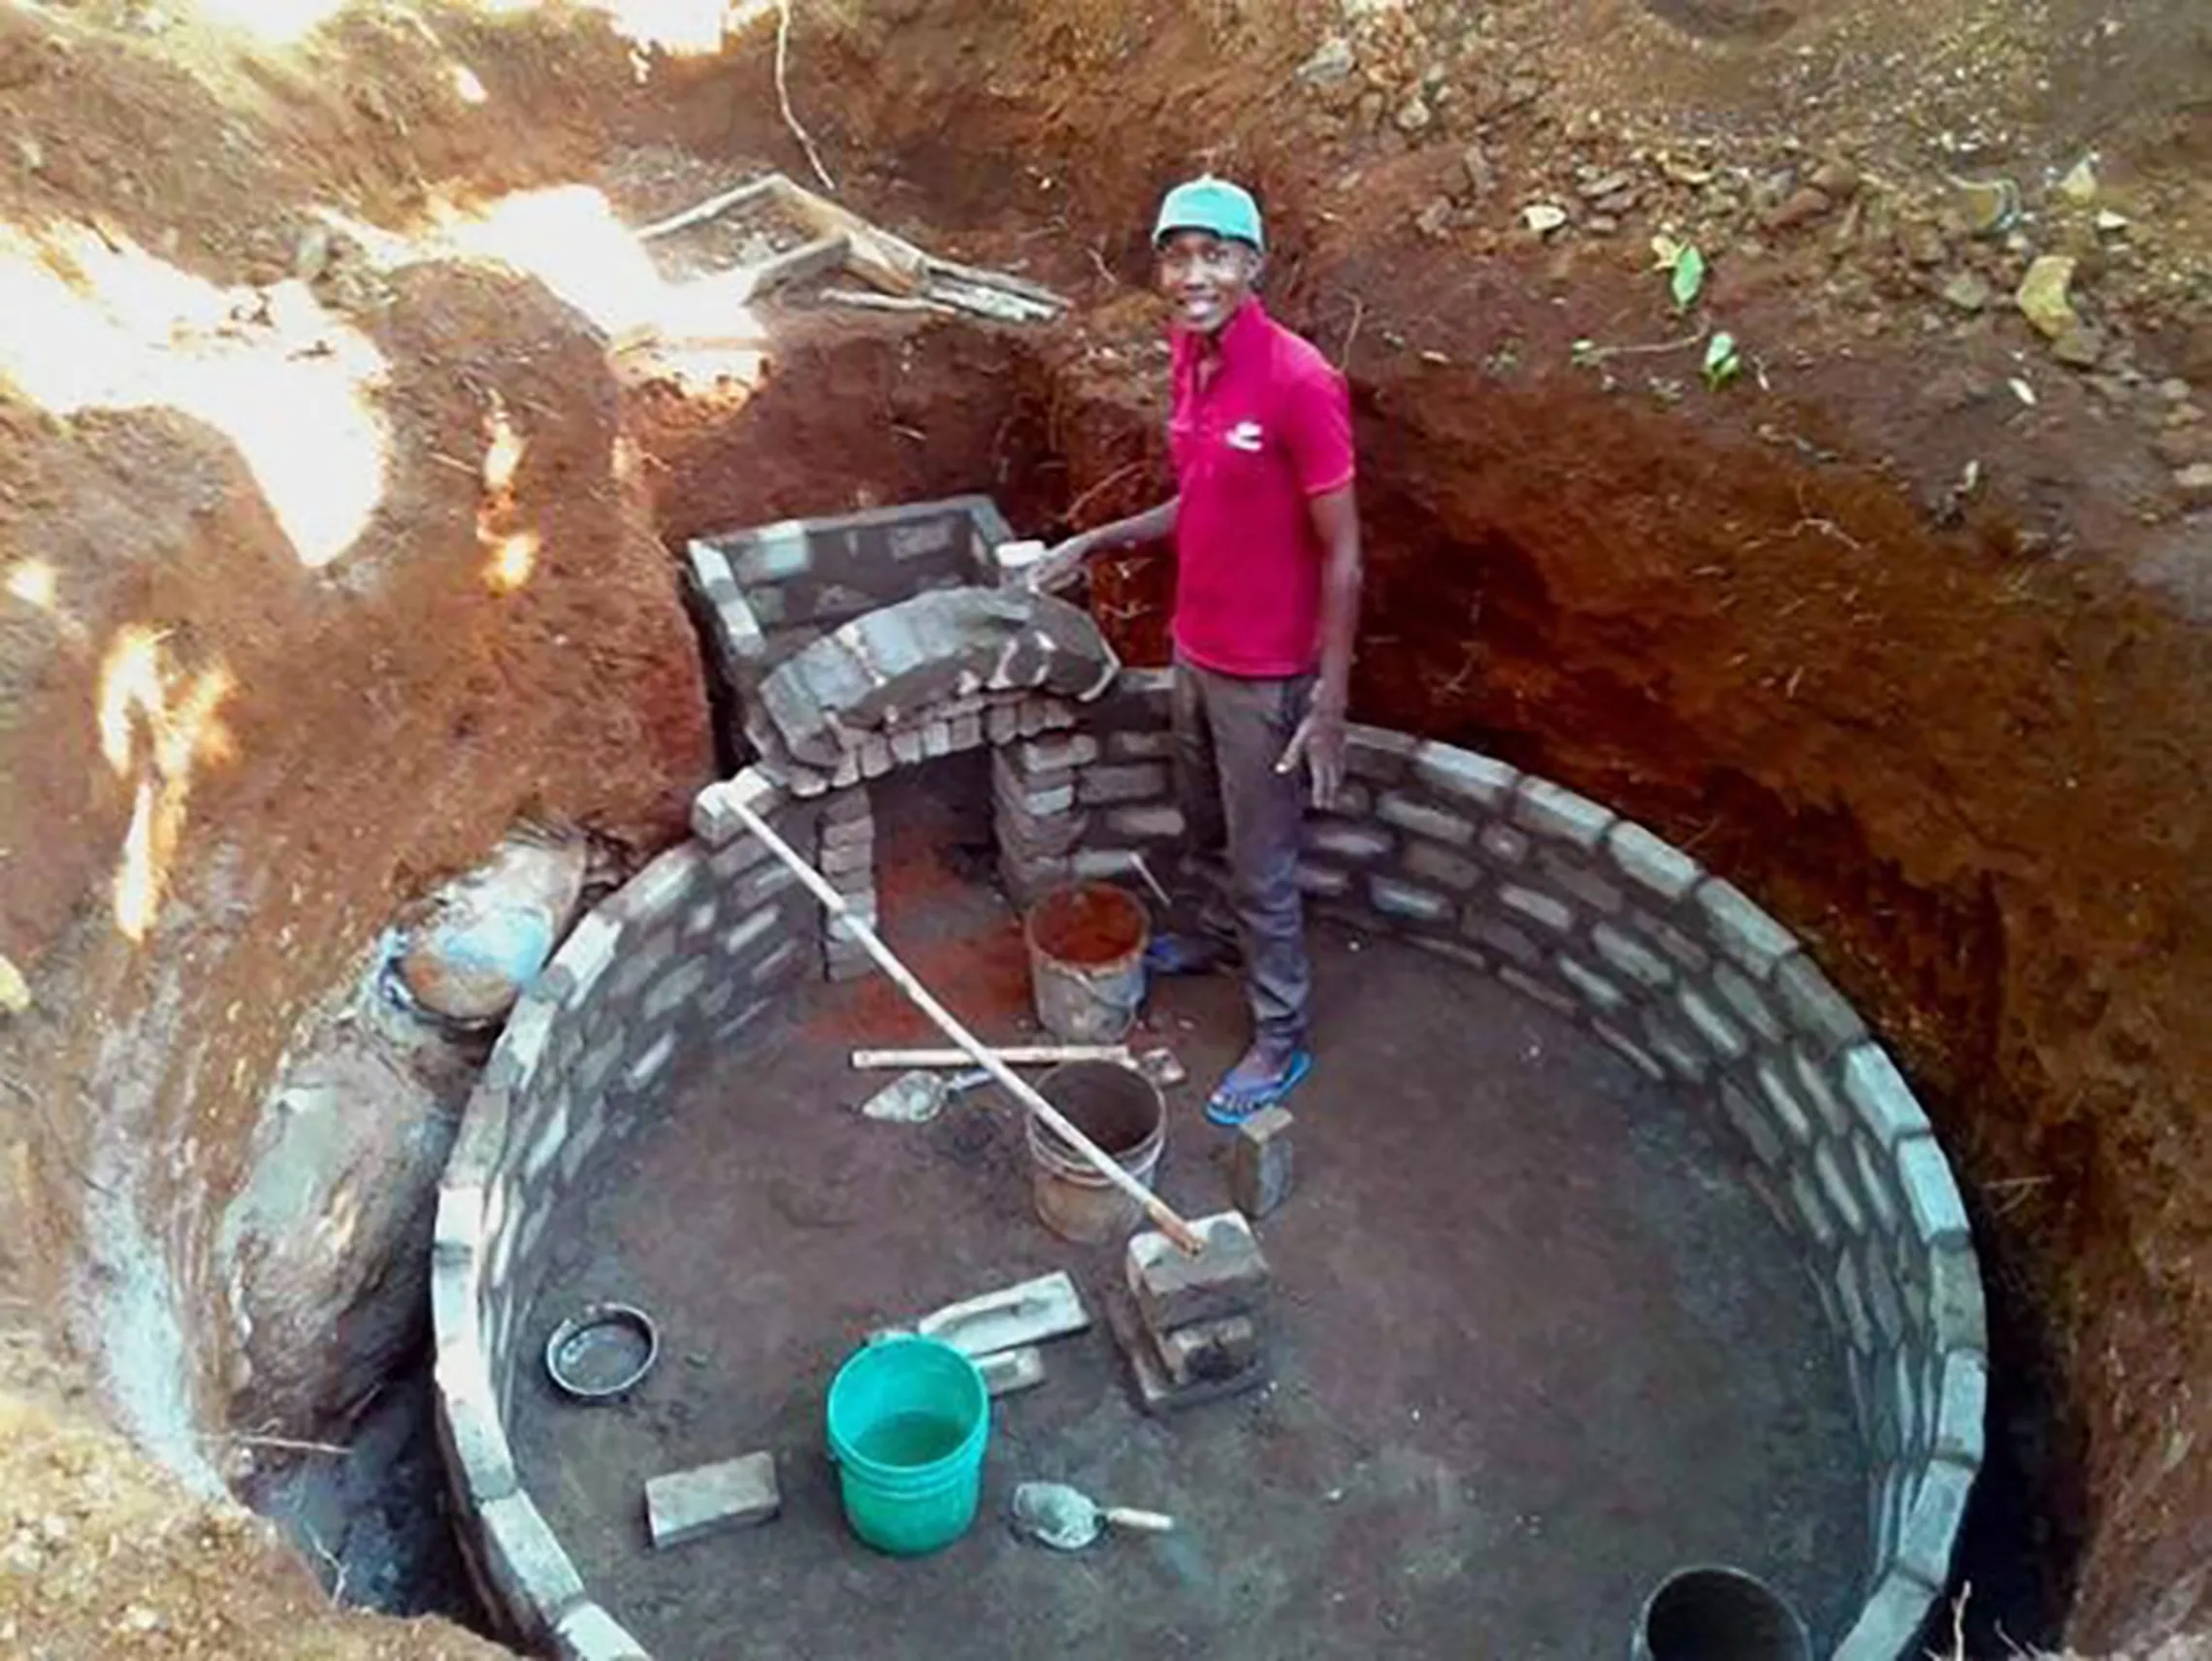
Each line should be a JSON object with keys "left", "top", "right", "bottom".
{"left": 1168, "top": 300, "right": 1355, "bottom": 677}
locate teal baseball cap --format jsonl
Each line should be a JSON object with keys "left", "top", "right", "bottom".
{"left": 1153, "top": 176, "right": 1265, "bottom": 253}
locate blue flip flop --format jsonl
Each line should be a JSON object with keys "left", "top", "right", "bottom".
{"left": 1205, "top": 1048, "right": 1314, "bottom": 1126}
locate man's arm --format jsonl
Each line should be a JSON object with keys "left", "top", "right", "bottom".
{"left": 1029, "top": 497, "right": 1179, "bottom": 591}
{"left": 1281, "top": 484, "right": 1362, "bottom": 807}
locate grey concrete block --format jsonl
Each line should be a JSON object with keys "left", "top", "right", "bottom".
{"left": 709, "top": 829, "right": 774, "bottom": 882}
{"left": 1794, "top": 1049, "right": 1852, "bottom": 1138}
{"left": 550, "top": 913, "right": 621, "bottom": 1009}
{"left": 553, "top": 1601, "right": 651, "bottom": 1661}
{"left": 1345, "top": 725, "right": 1420, "bottom": 784}
{"left": 1830, "top": 1236, "right": 1871, "bottom": 1347}
{"left": 1604, "top": 821, "right": 1701, "bottom": 901}
{"left": 1719, "top": 1082, "right": 1784, "bottom": 1169}
{"left": 1932, "top": 1350, "right": 1988, "bottom": 1467}
{"left": 1105, "top": 803, "right": 1186, "bottom": 842}
{"left": 1676, "top": 988, "right": 1748, "bottom": 1060}
{"left": 646, "top": 1451, "right": 781, "bottom": 1547}
{"left": 1464, "top": 912, "right": 1542, "bottom": 968}
{"left": 643, "top": 958, "right": 711, "bottom": 1024}
{"left": 620, "top": 849, "right": 706, "bottom": 927}
{"left": 1841, "top": 1043, "right": 1933, "bottom": 1149}
{"left": 520, "top": 1097, "right": 570, "bottom": 1189}
{"left": 722, "top": 905, "right": 781, "bottom": 963}
{"left": 1295, "top": 862, "right": 1352, "bottom": 898}
{"left": 820, "top": 837, "right": 874, "bottom": 876}
{"left": 1830, "top": 1568, "right": 1937, "bottom": 1661}
{"left": 1897, "top": 1136, "right": 1971, "bottom": 1247}
{"left": 1592, "top": 1021, "right": 1666, "bottom": 1081}
{"left": 434, "top": 1183, "right": 488, "bottom": 1261}
{"left": 625, "top": 1030, "right": 678, "bottom": 1093}
{"left": 1497, "top": 885, "right": 1574, "bottom": 935}
{"left": 1590, "top": 923, "right": 1673, "bottom": 989}
{"left": 1409, "top": 937, "right": 1496, "bottom": 979}
{"left": 484, "top": 997, "right": 557, "bottom": 1097}
{"left": 1129, "top": 1212, "right": 1271, "bottom": 1329}
{"left": 1229, "top": 1107, "right": 1296, "bottom": 1220}
{"left": 1535, "top": 853, "right": 1624, "bottom": 916}
{"left": 1865, "top": 1250, "right": 1906, "bottom": 1346}
{"left": 1712, "top": 962, "right": 1784, "bottom": 1044}
{"left": 732, "top": 525, "right": 811, "bottom": 584}
{"left": 1477, "top": 823, "right": 1530, "bottom": 867}
{"left": 1636, "top": 911, "right": 1711, "bottom": 973}
{"left": 1896, "top": 1458, "right": 1975, "bottom": 1590}
{"left": 1080, "top": 763, "right": 1171, "bottom": 805}
{"left": 693, "top": 769, "right": 783, "bottom": 846}
{"left": 1307, "top": 820, "right": 1394, "bottom": 862}
{"left": 1402, "top": 840, "right": 1483, "bottom": 892}
{"left": 1376, "top": 791, "right": 1476, "bottom": 847}
{"left": 1852, "top": 1133, "right": 1903, "bottom": 1235}
{"left": 1370, "top": 876, "right": 1454, "bottom": 926}
{"left": 750, "top": 938, "right": 805, "bottom": 990}
{"left": 1555, "top": 954, "right": 1627, "bottom": 1016}
{"left": 686, "top": 539, "right": 736, "bottom": 594}
{"left": 1499, "top": 965, "right": 1577, "bottom": 1018}
{"left": 1773, "top": 951, "right": 1868, "bottom": 1053}
{"left": 1000, "top": 810, "right": 1088, "bottom": 860}
{"left": 1924, "top": 1242, "right": 1988, "bottom": 1353}
{"left": 1106, "top": 728, "right": 1175, "bottom": 762}
{"left": 1020, "top": 733, "right": 1100, "bottom": 771}
{"left": 560, "top": 1099, "right": 609, "bottom": 1188}
{"left": 1411, "top": 743, "right": 1516, "bottom": 807}
{"left": 477, "top": 1491, "right": 587, "bottom": 1637}
{"left": 1640, "top": 1009, "right": 1711, "bottom": 1081}
{"left": 1511, "top": 776, "right": 1615, "bottom": 852}
{"left": 1694, "top": 878, "right": 1798, "bottom": 975}
{"left": 1892, "top": 1345, "right": 1925, "bottom": 1456}
{"left": 1755, "top": 1059, "right": 1814, "bottom": 1145}
{"left": 1813, "top": 1140, "right": 1868, "bottom": 1236}
{"left": 1789, "top": 1166, "right": 1839, "bottom": 1253}
{"left": 435, "top": 1359, "right": 520, "bottom": 1505}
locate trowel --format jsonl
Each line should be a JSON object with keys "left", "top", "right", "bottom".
{"left": 1010, "top": 1482, "right": 1175, "bottom": 1551}
{"left": 859, "top": 1065, "right": 991, "bottom": 1124}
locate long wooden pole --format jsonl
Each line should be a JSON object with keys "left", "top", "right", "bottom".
{"left": 729, "top": 799, "right": 1205, "bottom": 1254}
{"left": 851, "top": 1045, "right": 1129, "bottom": 1070}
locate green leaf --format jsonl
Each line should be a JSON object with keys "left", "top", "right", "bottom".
{"left": 1671, "top": 244, "right": 1707, "bottom": 309}
{"left": 1703, "top": 331, "right": 1741, "bottom": 390}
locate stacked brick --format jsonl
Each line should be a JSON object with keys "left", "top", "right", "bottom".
{"left": 684, "top": 495, "right": 1015, "bottom": 710}
{"left": 433, "top": 672, "right": 1986, "bottom": 1659}
{"left": 991, "top": 668, "right": 1181, "bottom": 905}
{"left": 430, "top": 767, "right": 822, "bottom": 1660}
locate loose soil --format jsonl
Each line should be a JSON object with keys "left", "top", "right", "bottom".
{"left": 0, "top": 0, "right": 2208, "bottom": 1655}
{"left": 1027, "top": 880, "right": 1150, "bottom": 967}
{"left": 509, "top": 767, "right": 1866, "bottom": 1658}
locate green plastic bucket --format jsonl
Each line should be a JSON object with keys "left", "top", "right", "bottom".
{"left": 825, "top": 1335, "right": 991, "bottom": 1555}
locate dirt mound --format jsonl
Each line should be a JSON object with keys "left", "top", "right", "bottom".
{"left": 0, "top": 1382, "right": 510, "bottom": 1660}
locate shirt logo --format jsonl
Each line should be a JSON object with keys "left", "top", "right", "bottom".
{"left": 1224, "top": 420, "right": 1264, "bottom": 453}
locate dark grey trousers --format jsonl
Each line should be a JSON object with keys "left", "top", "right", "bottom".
{"left": 1171, "top": 655, "right": 1315, "bottom": 1047}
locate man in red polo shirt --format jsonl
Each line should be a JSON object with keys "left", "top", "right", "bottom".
{"left": 1032, "top": 176, "right": 1363, "bottom": 1124}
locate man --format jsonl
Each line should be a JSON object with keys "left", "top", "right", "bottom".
{"left": 1031, "top": 176, "right": 1363, "bottom": 1126}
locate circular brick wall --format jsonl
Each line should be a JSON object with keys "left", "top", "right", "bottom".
{"left": 432, "top": 684, "right": 1987, "bottom": 1661}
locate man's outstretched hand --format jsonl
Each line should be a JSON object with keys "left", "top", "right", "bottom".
{"left": 1024, "top": 533, "right": 1093, "bottom": 595}
{"left": 1277, "top": 690, "right": 1349, "bottom": 810}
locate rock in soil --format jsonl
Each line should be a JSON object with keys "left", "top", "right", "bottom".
{"left": 2016, "top": 254, "right": 2082, "bottom": 340}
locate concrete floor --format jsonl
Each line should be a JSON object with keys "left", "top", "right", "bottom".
{"left": 509, "top": 762, "right": 1866, "bottom": 1659}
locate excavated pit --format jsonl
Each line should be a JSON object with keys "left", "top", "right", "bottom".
{"left": 9, "top": 5, "right": 2212, "bottom": 1657}
{"left": 411, "top": 478, "right": 1992, "bottom": 1660}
